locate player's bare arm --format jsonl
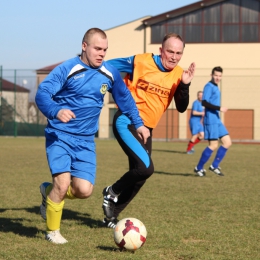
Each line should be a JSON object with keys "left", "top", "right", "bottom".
{"left": 220, "top": 107, "right": 228, "bottom": 113}
{"left": 136, "top": 126, "right": 150, "bottom": 144}
{"left": 181, "top": 62, "right": 196, "bottom": 84}
{"left": 57, "top": 109, "right": 76, "bottom": 123}
{"left": 192, "top": 110, "right": 205, "bottom": 116}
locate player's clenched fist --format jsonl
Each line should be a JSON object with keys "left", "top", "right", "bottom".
{"left": 57, "top": 109, "right": 76, "bottom": 123}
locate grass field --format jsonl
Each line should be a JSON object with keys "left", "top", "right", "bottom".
{"left": 0, "top": 137, "right": 259, "bottom": 260}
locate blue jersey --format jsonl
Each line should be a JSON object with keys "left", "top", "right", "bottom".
{"left": 107, "top": 54, "right": 168, "bottom": 75}
{"left": 35, "top": 56, "right": 143, "bottom": 137}
{"left": 189, "top": 99, "right": 204, "bottom": 124}
{"left": 203, "top": 81, "right": 221, "bottom": 124}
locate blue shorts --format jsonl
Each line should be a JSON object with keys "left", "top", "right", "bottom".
{"left": 45, "top": 128, "right": 96, "bottom": 184}
{"left": 189, "top": 121, "right": 204, "bottom": 135}
{"left": 204, "top": 122, "right": 229, "bottom": 140}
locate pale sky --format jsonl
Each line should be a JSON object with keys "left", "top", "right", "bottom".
{"left": 0, "top": 0, "right": 198, "bottom": 70}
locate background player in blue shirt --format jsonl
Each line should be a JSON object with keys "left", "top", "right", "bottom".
{"left": 35, "top": 28, "right": 150, "bottom": 244}
{"left": 186, "top": 91, "right": 204, "bottom": 154}
{"left": 194, "top": 66, "right": 232, "bottom": 177}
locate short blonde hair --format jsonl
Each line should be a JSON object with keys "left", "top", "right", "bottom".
{"left": 82, "top": 28, "right": 107, "bottom": 44}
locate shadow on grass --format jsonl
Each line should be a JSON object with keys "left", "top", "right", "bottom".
{"left": 96, "top": 246, "right": 118, "bottom": 251}
{"left": 26, "top": 206, "right": 101, "bottom": 227}
{"left": 0, "top": 206, "right": 106, "bottom": 237}
{"left": 154, "top": 170, "right": 195, "bottom": 177}
{"left": 0, "top": 217, "right": 39, "bottom": 237}
{"left": 97, "top": 246, "right": 134, "bottom": 253}
{"left": 153, "top": 149, "right": 186, "bottom": 154}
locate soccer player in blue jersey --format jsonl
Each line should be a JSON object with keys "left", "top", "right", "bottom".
{"left": 194, "top": 66, "right": 232, "bottom": 177}
{"left": 101, "top": 33, "right": 196, "bottom": 228}
{"left": 186, "top": 91, "right": 204, "bottom": 154}
{"left": 35, "top": 28, "right": 150, "bottom": 244}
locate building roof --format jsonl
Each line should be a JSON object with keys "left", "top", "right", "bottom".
{"left": 142, "top": 0, "right": 226, "bottom": 25}
{"left": 36, "top": 1, "right": 229, "bottom": 72}
{"left": 36, "top": 62, "right": 63, "bottom": 74}
{"left": 0, "top": 78, "right": 30, "bottom": 93}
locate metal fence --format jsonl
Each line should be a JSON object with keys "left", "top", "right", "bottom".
{"left": 0, "top": 66, "right": 46, "bottom": 137}
{"left": 1, "top": 66, "right": 260, "bottom": 141}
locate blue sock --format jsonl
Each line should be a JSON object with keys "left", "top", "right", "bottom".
{"left": 197, "top": 147, "right": 213, "bottom": 170}
{"left": 212, "top": 146, "right": 228, "bottom": 168}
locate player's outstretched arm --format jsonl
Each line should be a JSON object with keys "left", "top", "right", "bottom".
{"left": 136, "top": 126, "right": 150, "bottom": 144}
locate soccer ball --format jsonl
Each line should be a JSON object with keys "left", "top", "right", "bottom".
{"left": 114, "top": 217, "right": 147, "bottom": 251}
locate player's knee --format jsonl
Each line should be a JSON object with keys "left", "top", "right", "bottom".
{"left": 222, "top": 135, "right": 232, "bottom": 148}
{"left": 224, "top": 139, "right": 232, "bottom": 149}
{"left": 139, "top": 162, "right": 154, "bottom": 180}
{"left": 148, "top": 162, "right": 154, "bottom": 177}
{"left": 52, "top": 182, "right": 71, "bottom": 199}
{"left": 81, "top": 190, "right": 93, "bottom": 199}
{"left": 73, "top": 183, "right": 94, "bottom": 199}
{"left": 209, "top": 143, "right": 218, "bottom": 151}
{"left": 52, "top": 173, "right": 72, "bottom": 199}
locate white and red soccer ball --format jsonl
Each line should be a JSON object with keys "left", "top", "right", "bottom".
{"left": 114, "top": 217, "right": 147, "bottom": 251}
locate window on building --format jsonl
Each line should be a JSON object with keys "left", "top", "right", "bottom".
{"left": 150, "top": 0, "right": 260, "bottom": 43}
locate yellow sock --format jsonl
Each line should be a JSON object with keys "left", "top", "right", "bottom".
{"left": 46, "top": 197, "right": 64, "bottom": 232}
{"left": 65, "top": 185, "right": 76, "bottom": 200}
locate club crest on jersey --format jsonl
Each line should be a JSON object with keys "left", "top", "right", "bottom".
{"left": 100, "top": 84, "right": 108, "bottom": 94}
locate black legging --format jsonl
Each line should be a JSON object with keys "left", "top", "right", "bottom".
{"left": 111, "top": 110, "right": 154, "bottom": 218}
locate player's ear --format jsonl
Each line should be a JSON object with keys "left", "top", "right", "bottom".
{"left": 82, "top": 42, "right": 87, "bottom": 51}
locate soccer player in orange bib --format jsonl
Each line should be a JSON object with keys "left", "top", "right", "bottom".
{"left": 102, "top": 33, "right": 195, "bottom": 228}
{"left": 102, "top": 33, "right": 196, "bottom": 228}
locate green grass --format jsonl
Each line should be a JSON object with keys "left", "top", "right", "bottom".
{"left": 0, "top": 137, "right": 259, "bottom": 260}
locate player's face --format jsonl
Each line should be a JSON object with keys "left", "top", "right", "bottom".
{"left": 160, "top": 37, "right": 184, "bottom": 70}
{"left": 198, "top": 92, "right": 203, "bottom": 101}
{"left": 211, "top": 71, "right": 222, "bottom": 85}
{"left": 82, "top": 33, "right": 108, "bottom": 68}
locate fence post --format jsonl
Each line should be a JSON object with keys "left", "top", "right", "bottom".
{"left": 14, "top": 70, "right": 17, "bottom": 137}
{"left": 36, "top": 75, "right": 40, "bottom": 137}
{"left": 0, "top": 65, "right": 3, "bottom": 135}
{"left": 0, "top": 66, "right": 2, "bottom": 127}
